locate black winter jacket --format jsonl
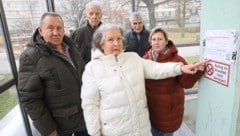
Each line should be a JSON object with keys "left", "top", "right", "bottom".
{"left": 71, "top": 21, "right": 102, "bottom": 64}
{"left": 18, "top": 29, "right": 86, "bottom": 135}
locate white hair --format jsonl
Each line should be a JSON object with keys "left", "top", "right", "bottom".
{"left": 92, "top": 23, "right": 125, "bottom": 52}
{"left": 129, "top": 12, "right": 143, "bottom": 22}
{"left": 85, "top": 0, "right": 102, "bottom": 13}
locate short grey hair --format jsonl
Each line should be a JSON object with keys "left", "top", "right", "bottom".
{"left": 129, "top": 12, "right": 143, "bottom": 22}
{"left": 92, "top": 23, "right": 125, "bottom": 52}
{"left": 39, "top": 12, "right": 64, "bottom": 27}
{"left": 85, "top": 0, "right": 102, "bottom": 14}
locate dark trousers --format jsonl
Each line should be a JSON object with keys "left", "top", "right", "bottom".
{"left": 151, "top": 128, "right": 173, "bottom": 136}
{"left": 59, "top": 130, "right": 89, "bottom": 136}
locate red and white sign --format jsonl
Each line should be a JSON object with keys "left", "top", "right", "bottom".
{"left": 204, "top": 60, "right": 230, "bottom": 87}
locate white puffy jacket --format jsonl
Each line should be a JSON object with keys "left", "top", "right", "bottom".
{"left": 81, "top": 49, "right": 182, "bottom": 136}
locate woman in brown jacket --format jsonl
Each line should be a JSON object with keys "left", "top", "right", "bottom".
{"left": 143, "top": 27, "right": 204, "bottom": 136}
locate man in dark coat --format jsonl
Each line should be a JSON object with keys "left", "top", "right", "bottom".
{"left": 71, "top": 1, "right": 102, "bottom": 64}
{"left": 18, "top": 12, "right": 88, "bottom": 136}
{"left": 124, "top": 12, "right": 150, "bottom": 57}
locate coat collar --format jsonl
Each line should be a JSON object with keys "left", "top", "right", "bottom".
{"left": 91, "top": 49, "right": 125, "bottom": 66}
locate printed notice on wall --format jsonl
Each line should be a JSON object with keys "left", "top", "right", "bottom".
{"left": 204, "top": 60, "right": 230, "bottom": 87}
{"left": 203, "top": 30, "right": 239, "bottom": 64}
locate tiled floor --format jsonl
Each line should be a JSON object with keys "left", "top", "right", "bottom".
{"left": 0, "top": 105, "right": 195, "bottom": 136}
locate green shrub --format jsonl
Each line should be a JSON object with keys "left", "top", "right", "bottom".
{"left": 0, "top": 89, "right": 17, "bottom": 119}
{"left": 0, "top": 73, "right": 17, "bottom": 119}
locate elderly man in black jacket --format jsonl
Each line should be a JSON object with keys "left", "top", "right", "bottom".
{"left": 71, "top": 1, "right": 103, "bottom": 64}
{"left": 18, "top": 12, "right": 88, "bottom": 136}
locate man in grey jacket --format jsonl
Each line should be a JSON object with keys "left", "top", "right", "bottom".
{"left": 18, "top": 12, "right": 88, "bottom": 136}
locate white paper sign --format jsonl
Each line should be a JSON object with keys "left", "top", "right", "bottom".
{"left": 203, "top": 30, "right": 238, "bottom": 64}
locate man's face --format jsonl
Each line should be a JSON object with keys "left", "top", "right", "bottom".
{"left": 86, "top": 5, "right": 102, "bottom": 28}
{"left": 38, "top": 16, "right": 64, "bottom": 48}
{"left": 130, "top": 19, "right": 144, "bottom": 33}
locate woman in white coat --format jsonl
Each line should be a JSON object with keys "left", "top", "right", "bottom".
{"left": 81, "top": 23, "right": 204, "bottom": 136}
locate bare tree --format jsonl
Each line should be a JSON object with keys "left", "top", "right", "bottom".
{"left": 11, "top": 0, "right": 37, "bottom": 39}
{"left": 102, "top": 0, "right": 130, "bottom": 29}
{"left": 10, "top": 1, "right": 37, "bottom": 41}
{"left": 175, "top": 0, "right": 189, "bottom": 37}
{"left": 140, "top": 0, "right": 155, "bottom": 29}
{"left": 56, "top": 0, "right": 91, "bottom": 29}
{"left": 137, "top": 0, "right": 174, "bottom": 29}
{"left": 27, "top": 0, "right": 37, "bottom": 33}
{"left": 14, "top": 18, "right": 32, "bottom": 43}
{"left": 56, "top": 0, "right": 132, "bottom": 30}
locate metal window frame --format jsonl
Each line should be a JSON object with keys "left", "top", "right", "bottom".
{"left": 0, "top": 0, "right": 56, "bottom": 135}
{"left": 0, "top": 0, "right": 33, "bottom": 135}
{"left": 46, "top": 0, "right": 55, "bottom": 12}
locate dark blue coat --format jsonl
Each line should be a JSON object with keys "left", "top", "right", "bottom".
{"left": 124, "top": 27, "right": 150, "bottom": 57}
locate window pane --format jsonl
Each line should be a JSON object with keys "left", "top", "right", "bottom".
{"left": 0, "top": 25, "right": 13, "bottom": 86}
{"left": 0, "top": 86, "right": 24, "bottom": 135}
{"left": 54, "top": 0, "right": 132, "bottom": 36}
{"left": 0, "top": 87, "right": 41, "bottom": 135}
{"left": 55, "top": 0, "right": 200, "bottom": 44}
{"left": 2, "top": 0, "right": 47, "bottom": 61}
{"left": 143, "top": 0, "right": 201, "bottom": 44}
{"left": 1, "top": 0, "right": 47, "bottom": 135}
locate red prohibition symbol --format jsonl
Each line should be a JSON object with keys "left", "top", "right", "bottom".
{"left": 206, "top": 63, "right": 214, "bottom": 76}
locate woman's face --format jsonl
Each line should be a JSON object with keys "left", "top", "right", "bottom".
{"left": 101, "top": 28, "right": 124, "bottom": 55}
{"left": 151, "top": 32, "right": 168, "bottom": 53}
